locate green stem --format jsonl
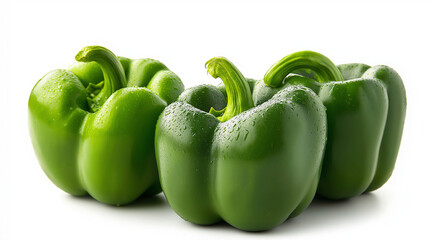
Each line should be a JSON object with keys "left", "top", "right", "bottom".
{"left": 75, "top": 46, "right": 126, "bottom": 112}
{"left": 264, "top": 51, "right": 343, "bottom": 88}
{"left": 205, "top": 57, "right": 254, "bottom": 122}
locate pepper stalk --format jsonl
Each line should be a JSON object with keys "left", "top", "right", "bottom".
{"left": 75, "top": 46, "right": 127, "bottom": 112}
{"left": 264, "top": 51, "right": 344, "bottom": 88}
{"left": 205, "top": 57, "right": 254, "bottom": 122}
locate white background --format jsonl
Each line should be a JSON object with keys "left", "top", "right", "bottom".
{"left": 1, "top": 0, "right": 428, "bottom": 239}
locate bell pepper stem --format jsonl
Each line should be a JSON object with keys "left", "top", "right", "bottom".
{"left": 264, "top": 51, "right": 344, "bottom": 88}
{"left": 209, "top": 107, "right": 225, "bottom": 117}
{"left": 75, "top": 46, "right": 127, "bottom": 112}
{"left": 205, "top": 57, "right": 254, "bottom": 122}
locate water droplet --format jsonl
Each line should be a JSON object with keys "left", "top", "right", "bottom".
{"left": 244, "top": 130, "right": 249, "bottom": 141}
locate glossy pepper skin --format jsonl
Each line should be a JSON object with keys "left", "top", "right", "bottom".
{"left": 155, "top": 57, "right": 327, "bottom": 231}
{"left": 259, "top": 51, "right": 406, "bottom": 199}
{"left": 28, "top": 46, "right": 184, "bottom": 205}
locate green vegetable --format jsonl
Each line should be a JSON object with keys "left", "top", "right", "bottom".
{"left": 155, "top": 57, "right": 327, "bottom": 231}
{"left": 261, "top": 51, "right": 406, "bottom": 199}
{"left": 28, "top": 46, "right": 184, "bottom": 205}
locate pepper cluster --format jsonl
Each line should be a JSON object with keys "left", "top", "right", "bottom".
{"left": 29, "top": 46, "right": 406, "bottom": 231}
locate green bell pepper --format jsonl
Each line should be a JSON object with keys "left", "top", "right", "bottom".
{"left": 28, "top": 46, "right": 184, "bottom": 205}
{"left": 260, "top": 51, "right": 406, "bottom": 199}
{"left": 155, "top": 57, "right": 327, "bottom": 231}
